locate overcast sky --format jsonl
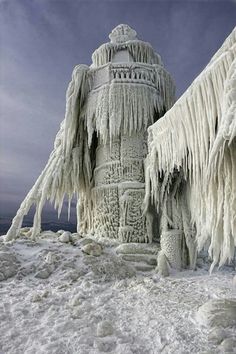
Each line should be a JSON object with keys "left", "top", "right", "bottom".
{"left": 0, "top": 0, "right": 235, "bottom": 222}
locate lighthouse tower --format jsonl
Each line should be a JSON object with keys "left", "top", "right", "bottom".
{"left": 79, "top": 24, "right": 175, "bottom": 242}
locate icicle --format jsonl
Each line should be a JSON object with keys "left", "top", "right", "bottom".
{"left": 83, "top": 79, "right": 174, "bottom": 145}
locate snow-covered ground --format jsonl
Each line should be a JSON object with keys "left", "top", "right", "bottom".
{"left": 0, "top": 231, "right": 235, "bottom": 354}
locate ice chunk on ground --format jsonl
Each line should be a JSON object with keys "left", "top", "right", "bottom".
{"left": 157, "top": 250, "right": 170, "bottom": 277}
{"left": 0, "top": 251, "right": 20, "bottom": 281}
{"left": 82, "top": 242, "right": 102, "bottom": 256}
{"left": 219, "top": 338, "right": 236, "bottom": 353}
{"left": 79, "top": 238, "right": 95, "bottom": 246}
{"left": 196, "top": 299, "right": 236, "bottom": 328}
{"left": 96, "top": 321, "right": 114, "bottom": 337}
{"left": 207, "top": 328, "right": 227, "bottom": 344}
{"left": 116, "top": 242, "right": 159, "bottom": 255}
{"left": 59, "top": 231, "right": 71, "bottom": 243}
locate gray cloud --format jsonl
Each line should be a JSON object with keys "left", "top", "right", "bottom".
{"left": 1, "top": 0, "right": 235, "bottom": 222}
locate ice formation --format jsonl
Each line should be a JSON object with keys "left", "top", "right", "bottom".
{"left": 5, "top": 24, "right": 235, "bottom": 273}
{"left": 6, "top": 24, "right": 175, "bottom": 243}
{"left": 145, "top": 27, "right": 236, "bottom": 270}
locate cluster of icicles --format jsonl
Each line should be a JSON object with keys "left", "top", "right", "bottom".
{"left": 5, "top": 56, "right": 174, "bottom": 241}
{"left": 6, "top": 65, "right": 90, "bottom": 241}
{"left": 91, "top": 40, "right": 163, "bottom": 67}
{"left": 145, "top": 28, "right": 236, "bottom": 269}
{"left": 84, "top": 64, "right": 175, "bottom": 146}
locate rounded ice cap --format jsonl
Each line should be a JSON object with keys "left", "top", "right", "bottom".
{"left": 109, "top": 24, "right": 137, "bottom": 44}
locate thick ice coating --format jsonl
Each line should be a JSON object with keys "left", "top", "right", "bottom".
{"left": 5, "top": 25, "right": 175, "bottom": 242}
{"left": 145, "top": 28, "right": 236, "bottom": 270}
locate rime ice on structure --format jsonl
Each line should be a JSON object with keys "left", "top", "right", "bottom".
{"left": 6, "top": 25, "right": 175, "bottom": 244}
{"left": 82, "top": 24, "right": 175, "bottom": 243}
{"left": 6, "top": 25, "right": 235, "bottom": 275}
{"left": 145, "top": 28, "right": 236, "bottom": 273}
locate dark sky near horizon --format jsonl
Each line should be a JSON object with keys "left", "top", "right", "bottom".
{"left": 0, "top": 0, "right": 235, "bottom": 222}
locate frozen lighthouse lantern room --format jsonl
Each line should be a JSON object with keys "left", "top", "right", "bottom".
{"left": 5, "top": 24, "right": 236, "bottom": 276}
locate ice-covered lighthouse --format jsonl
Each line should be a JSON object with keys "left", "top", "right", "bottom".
{"left": 6, "top": 24, "right": 175, "bottom": 242}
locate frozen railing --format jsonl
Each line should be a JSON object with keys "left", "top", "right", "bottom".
{"left": 89, "top": 63, "right": 162, "bottom": 90}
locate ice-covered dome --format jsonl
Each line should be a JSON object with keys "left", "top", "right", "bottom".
{"left": 109, "top": 24, "right": 137, "bottom": 43}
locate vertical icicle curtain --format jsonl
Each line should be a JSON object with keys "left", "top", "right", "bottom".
{"left": 145, "top": 28, "right": 236, "bottom": 269}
